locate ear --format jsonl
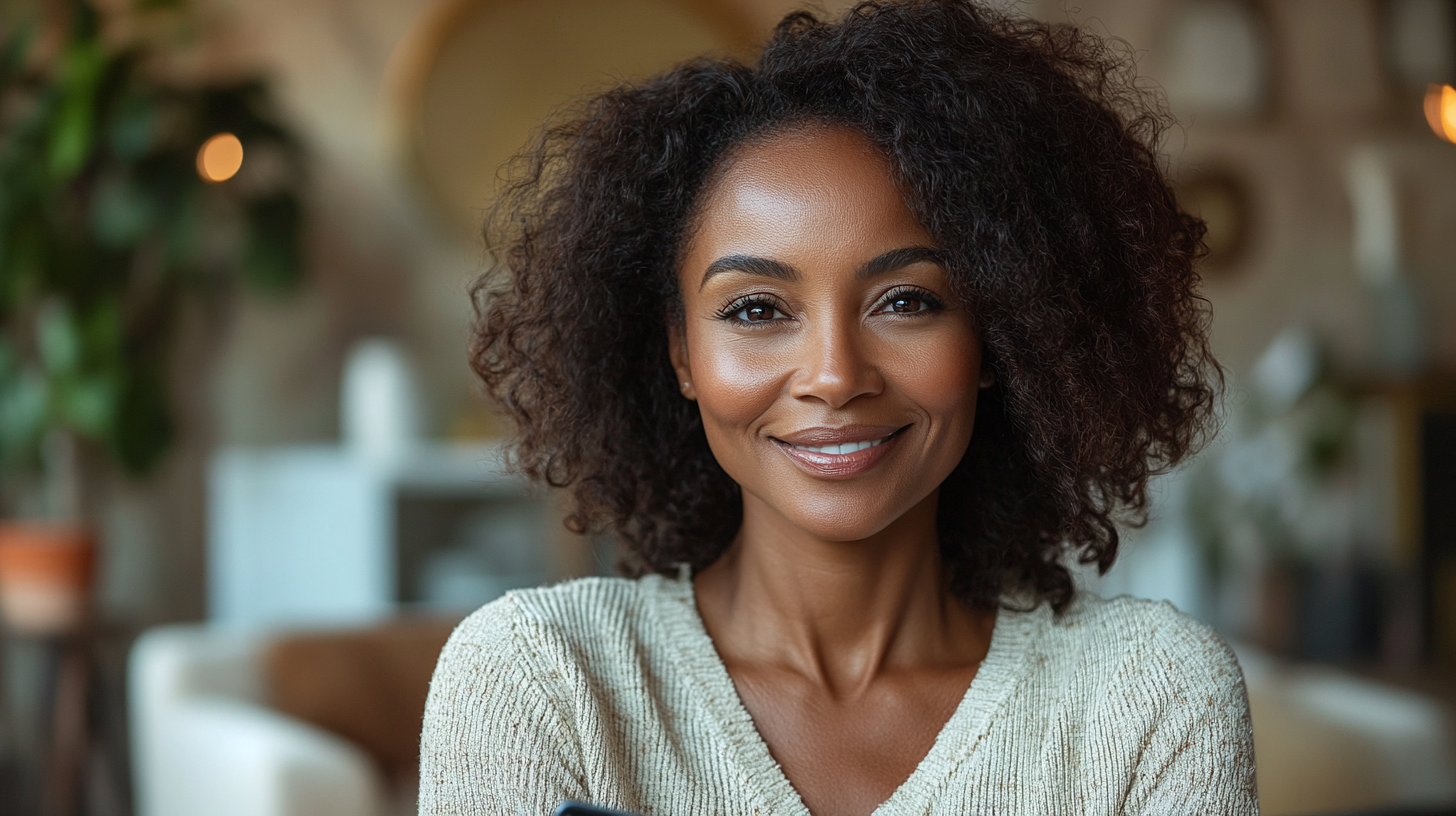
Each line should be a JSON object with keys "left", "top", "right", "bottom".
{"left": 978, "top": 350, "right": 996, "bottom": 389}
{"left": 667, "top": 322, "right": 697, "bottom": 401}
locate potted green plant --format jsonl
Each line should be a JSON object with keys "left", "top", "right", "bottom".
{"left": 0, "top": 0, "right": 304, "bottom": 635}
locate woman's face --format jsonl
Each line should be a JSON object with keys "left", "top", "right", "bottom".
{"left": 671, "top": 125, "right": 984, "bottom": 542}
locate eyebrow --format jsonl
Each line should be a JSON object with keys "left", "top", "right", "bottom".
{"left": 856, "top": 246, "right": 947, "bottom": 279}
{"left": 699, "top": 254, "right": 798, "bottom": 290}
{"left": 698, "top": 246, "right": 946, "bottom": 290}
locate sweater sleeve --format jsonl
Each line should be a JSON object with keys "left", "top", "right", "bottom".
{"left": 419, "top": 596, "right": 588, "bottom": 816}
{"left": 1124, "top": 613, "right": 1259, "bottom": 816}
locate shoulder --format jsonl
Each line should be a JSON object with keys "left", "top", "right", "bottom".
{"left": 1038, "top": 597, "right": 1258, "bottom": 811}
{"left": 425, "top": 575, "right": 676, "bottom": 746}
{"left": 1036, "top": 593, "right": 1246, "bottom": 701}
{"left": 1054, "top": 593, "right": 1238, "bottom": 663}
{"left": 424, "top": 582, "right": 662, "bottom": 811}
{"left": 435, "top": 574, "right": 679, "bottom": 681}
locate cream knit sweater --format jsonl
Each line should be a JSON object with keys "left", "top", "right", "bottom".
{"left": 419, "top": 573, "right": 1257, "bottom": 815}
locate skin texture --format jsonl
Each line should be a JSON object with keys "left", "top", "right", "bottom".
{"left": 669, "top": 126, "right": 997, "bottom": 816}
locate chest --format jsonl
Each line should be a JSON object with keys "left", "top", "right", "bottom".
{"left": 574, "top": 678, "right": 1149, "bottom": 816}
{"left": 718, "top": 666, "right": 983, "bottom": 816}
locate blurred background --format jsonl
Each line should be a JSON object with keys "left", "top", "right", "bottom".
{"left": 0, "top": 0, "right": 1454, "bottom": 814}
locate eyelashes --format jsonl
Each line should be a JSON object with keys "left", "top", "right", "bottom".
{"left": 880, "top": 286, "right": 946, "bottom": 314}
{"left": 714, "top": 294, "right": 787, "bottom": 324}
{"left": 713, "top": 287, "right": 947, "bottom": 326}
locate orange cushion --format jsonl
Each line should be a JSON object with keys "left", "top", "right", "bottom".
{"left": 264, "top": 618, "right": 458, "bottom": 780}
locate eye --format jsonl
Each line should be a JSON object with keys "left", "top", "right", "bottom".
{"left": 877, "top": 287, "right": 944, "bottom": 316}
{"left": 739, "top": 303, "right": 781, "bottom": 322}
{"left": 889, "top": 295, "right": 925, "bottom": 313}
{"left": 717, "top": 295, "right": 789, "bottom": 325}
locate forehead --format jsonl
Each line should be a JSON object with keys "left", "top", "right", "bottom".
{"left": 684, "top": 125, "right": 932, "bottom": 263}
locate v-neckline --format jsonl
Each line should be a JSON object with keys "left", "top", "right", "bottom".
{"left": 647, "top": 571, "right": 1043, "bottom": 816}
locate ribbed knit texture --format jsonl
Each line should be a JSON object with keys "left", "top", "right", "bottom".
{"left": 419, "top": 573, "right": 1257, "bottom": 815}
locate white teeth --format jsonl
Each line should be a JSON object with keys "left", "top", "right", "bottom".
{"left": 792, "top": 437, "right": 888, "bottom": 455}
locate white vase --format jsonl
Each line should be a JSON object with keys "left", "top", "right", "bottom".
{"left": 340, "top": 338, "right": 421, "bottom": 463}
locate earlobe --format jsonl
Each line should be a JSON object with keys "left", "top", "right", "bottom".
{"left": 979, "top": 366, "right": 996, "bottom": 389}
{"left": 667, "top": 324, "right": 696, "bottom": 401}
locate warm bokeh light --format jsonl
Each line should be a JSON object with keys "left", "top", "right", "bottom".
{"left": 196, "top": 132, "right": 244, "bottom": 182}
{"left": 1425, "top": 84, "right": 1456, "bottom": 143}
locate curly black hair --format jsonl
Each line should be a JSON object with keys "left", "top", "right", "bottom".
{"left": 471, "top": 0, "right": 1219, "bottom": 613}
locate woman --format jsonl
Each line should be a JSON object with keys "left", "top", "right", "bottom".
{"left": 420, "top": 2, "right": 1254, "bottom": 814}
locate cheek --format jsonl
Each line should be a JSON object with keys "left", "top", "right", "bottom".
{"left": 687, "top": 326, "right": 784, "bottom": 433}
{"left": 886, "top": 325, "right": 982, "bottom": 428}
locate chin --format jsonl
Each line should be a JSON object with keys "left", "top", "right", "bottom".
{"left": 777, "top": 491, "right": 924, "bottom": 543}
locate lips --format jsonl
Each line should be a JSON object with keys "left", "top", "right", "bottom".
{"left": 771, "top": 424, "right": 906, "bottom": 479}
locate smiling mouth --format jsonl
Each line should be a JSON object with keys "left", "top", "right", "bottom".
{"left": 771, "top": 425, "right": 907, "bottom": 479}
{"left": 787, "top": 436, "right": 893, "bottom": 455}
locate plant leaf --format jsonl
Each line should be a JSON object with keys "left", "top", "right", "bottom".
{"left": 92, "top": 171, "right": 156, "bottom": 247}
{"left": 48, "top": 41, "right": 108, "bottom": 180}
{"left": 36, "top": 302, "right": 81, "bottom": 375}
{"left": 57, "top": 372, "right": 119, "bottom": 437}
{"left": 108, "top": 89, "right": 158, "bottom": 161}
{"left": 0, "top": 367, "right": 48, "bottom": 466}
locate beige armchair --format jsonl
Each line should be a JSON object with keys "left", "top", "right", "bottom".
{"left": 129, "top": 619, "right": 455, "bottom": 816}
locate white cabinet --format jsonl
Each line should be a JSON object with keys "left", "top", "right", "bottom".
{"left": 207, "top": 443, "right": 556, "bottom": 627}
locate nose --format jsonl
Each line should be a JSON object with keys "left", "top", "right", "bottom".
{"left": 788, "top": 313, "right": 884, "bottom": 408}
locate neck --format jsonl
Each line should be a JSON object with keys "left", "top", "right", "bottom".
{"left": 694, "top": 489, "right": 989, "bottom": 696}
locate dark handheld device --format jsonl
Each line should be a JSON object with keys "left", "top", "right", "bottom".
{"left": 553, "top": 802, "right": 640, "bottom": 816}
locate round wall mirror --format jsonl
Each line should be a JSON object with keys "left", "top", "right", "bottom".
{"left": 392, "top": 0, "right": 756, "bottom": 236}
